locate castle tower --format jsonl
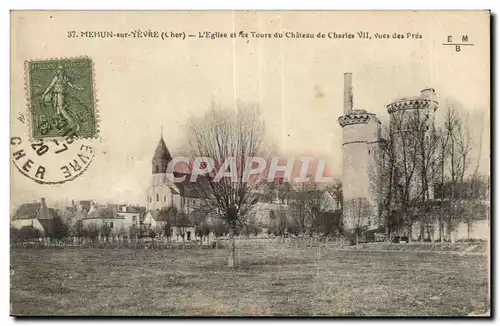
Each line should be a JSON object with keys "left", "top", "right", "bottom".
{"left": 338, "top": 73, "right": 382, "bottom": 232}
{"left": 146, "top": 134, "right": 174, "bottom": 211}
{"left": 386, "top": 89, "right": 439, "bottom": 201}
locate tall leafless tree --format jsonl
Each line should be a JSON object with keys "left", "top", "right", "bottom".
{"left": 186, "top": 102, "right": 268, "bottom": 268}
{"left": 371, "top": 106, "right": 441, "bottom": 241}
{"left": 346, "top": 197, "right": 371, "bottom": 244}
{"left": 369, "top": 124, "right": 396, "bottom": 239}
{"left": 287, "top": 177, "right": 323, "bottom": 235}
{"left": 440, "top": 104, "right": 472, "bottom": 242}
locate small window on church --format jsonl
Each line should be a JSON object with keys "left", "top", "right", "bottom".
{"left": 368, "top": 149, "right": 371, "bottom": 154}
{"left": 155, "top": 165, "right": 159, "bottom": 173}
{"left": 156, "top": 194, "right": 159, "bottom": 202}
{"left": 164, "top": 196, "right": 166, "bottom": 202}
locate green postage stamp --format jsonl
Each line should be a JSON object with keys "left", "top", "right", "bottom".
{"left": 26, "top": 57, "right": 97, "bottom": 139}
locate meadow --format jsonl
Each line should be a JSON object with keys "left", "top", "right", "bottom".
{"left": 10, "top": 244, "right": 489, "bottom": 316}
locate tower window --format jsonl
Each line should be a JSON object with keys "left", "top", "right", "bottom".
{"left": 368, "top": 149, "right": 371, "bottom": 154}
{"left": 164, "top": 196, "right": 166, "bottom": 202}
{"left": 155, "top": 165, "right": 159, "bottom": 173}
{"left": 156, "top": 194, "right": 159, "bottom": 202}
{"left": 426, "top": 125, "right": 429, "bottom": 131}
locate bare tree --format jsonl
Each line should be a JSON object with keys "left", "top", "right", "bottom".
{"left": 212, "top": 218, "right": 229, "bottom": 248}
{"left": 186, "top": 102, "right": 268, "bottom": 267}
{"left": 238, "top": 211, "right": 263, "bottom": 238}
{"left": 440, "top": 104, "right": 472, "bottom": 242}
{"left": 347, "top": 197, "right": 371, "bottom": 244}
{"left": 330, "top": 180, "right": 343, "bottom": 212}
{"left": 464, "top": 119, "right": 489, "bottom": 238}
{"left": 311, "top": 211, "right": 343, "bottom": 237}
{"left": 161, "top": 205, "right": 178, "bottom": 242}
{"left": 175, "top": 213, "right": 190, "bottom": 244}
{"left": 383, "top": 110, "right": 421, "bottom": 240}
{"left": 411, "top": 108, "right": 441, "bottom": 242}
{"left": 116, "top": 226, "right": 128, "bottom": 242}
{"left": 190, "top": 205, "right": 212, "bottom": 244}
{"left": 369, "top": 124, "right": 396, "bottom": 239}
{"left": 286, "top": 179, "right": 322, "bottom": 235}
{"left": 383, "top": 105, "right": 443, "bottom": 242}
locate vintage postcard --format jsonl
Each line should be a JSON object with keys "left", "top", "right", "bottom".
{"left": 10, "top": 11, "right": 490, "bottom": 317}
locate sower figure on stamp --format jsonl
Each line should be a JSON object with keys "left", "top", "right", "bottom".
{"left": 41, "top": 65, "right": 84, "bottom": 133}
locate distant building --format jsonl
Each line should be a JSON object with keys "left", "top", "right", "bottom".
{"left": 76, "top": 200, "right": 92, "bottom": 214}
{"left": 11, "top": 198, "right": 58, "bottom": 236}
{"left": 117, "top": 205, "right": 145, "bottom": 229}
{"left": 142, "top": 209, "right": 196, "bottom": 241}
{"left": 320, "top": 189, "right": 341, "bottom": 213}
{"left": 82, "top": 204, "right": 125, "bottom": 230}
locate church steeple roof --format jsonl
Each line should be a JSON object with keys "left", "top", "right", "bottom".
{"left": 153, "top": 136, "right": 172, "bottom": 162}
{"left": 152, "top": 135, "right": 172, "bottom": 174}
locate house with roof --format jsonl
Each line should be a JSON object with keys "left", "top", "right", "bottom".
{"left": 142, "top": 208, "right": 172, "bottom": 229}
{"left": 117, "top": 205, "right": 146, "bottom": 229}
{"left": 76, "top": 200, "right": 92, "bottom": 214}
{"left": 142, "top": 207, "right": 197, "bottom": 241}
{"left": 81, "top": 204, "right": 126, "bottom": 231}
{"left": 320, "top": 188, "right": 342, "bottom": 213}
{"left": 11, "top": 198, "right": 59, "bottom": 236}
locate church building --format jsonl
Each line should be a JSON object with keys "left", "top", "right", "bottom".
{"left": 143, "top": 134, "right": 212, "bottom": 239}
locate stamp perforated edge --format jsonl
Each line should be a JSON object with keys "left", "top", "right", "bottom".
{"left": 23, "top": 56, "right": 100, "bottom": 142}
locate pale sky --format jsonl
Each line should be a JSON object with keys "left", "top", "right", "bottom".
{"left": 10, "top": 11, "right": 490, "bottom": 208}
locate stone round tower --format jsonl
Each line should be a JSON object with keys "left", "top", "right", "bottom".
{"left": 386, "top": 89, "right": 439, "bottom": 200}
{"left": 338, "top": 73, "right": 381, "bottom": 232}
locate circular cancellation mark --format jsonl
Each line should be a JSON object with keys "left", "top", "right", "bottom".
{"left": 11, "top": 132, "right": 95, "bottom": 185}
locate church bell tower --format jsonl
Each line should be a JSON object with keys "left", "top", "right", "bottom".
{"left": 146, "top": 132, "right": 174, "bottom": 211}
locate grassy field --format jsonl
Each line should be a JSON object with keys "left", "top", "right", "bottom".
{"left": 10, "top": 246, "right": 489, "bottom": 316}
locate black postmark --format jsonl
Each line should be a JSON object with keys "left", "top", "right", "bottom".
{"left": 11, "top": 113, "right": 95, "bottom": 185}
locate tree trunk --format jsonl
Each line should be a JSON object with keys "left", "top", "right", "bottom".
{"left": 228, "top": 227, "right": 236, "bottom": 268}
{"left": 420, "top": 220, "right": 425, "bottom": 242}
{"left": 440, "top": 143, "right": 445, "bottom": 243}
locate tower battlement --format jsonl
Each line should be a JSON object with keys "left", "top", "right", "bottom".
{"left": 387, "top": 89, "right": 439, "bottom": 114}
{"left": 338, "top": 110, "right": 379, "bottom": 127}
